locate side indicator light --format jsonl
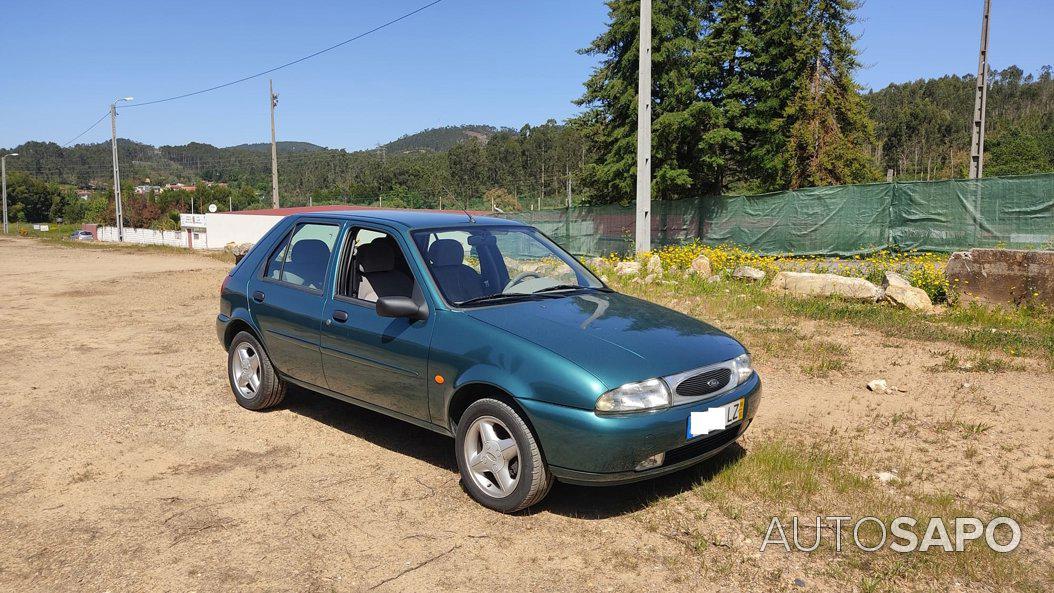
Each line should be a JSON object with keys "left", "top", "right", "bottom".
{"left": 434, "top": 375, "right": 445, "bottom": 384}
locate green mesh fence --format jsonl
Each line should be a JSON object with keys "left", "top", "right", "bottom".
{"left": 503, "top": 173, "right": 1054, "bottom": 257}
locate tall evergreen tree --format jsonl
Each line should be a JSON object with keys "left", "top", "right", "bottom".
{"left": 576, "top": 0, "right": 720, "bottom": 204}
{"left": 781, "top": 0, "right": 877, "bottom": 188}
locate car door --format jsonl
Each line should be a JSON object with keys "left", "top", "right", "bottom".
{"left": 320, "top": 225, "right": 434, "bottom": 421}
{"left": 251, "top": 220, "right": 342, "bottom": 388}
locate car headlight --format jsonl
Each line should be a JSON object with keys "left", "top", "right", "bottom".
{"left": 595, "top": 378, "right": 671, "bottom": 413}
{"left": 731, "top": 352, "right": 754, "bottom": 385}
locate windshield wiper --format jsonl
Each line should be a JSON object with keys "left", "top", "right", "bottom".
{"left": 533, "top": 284, "right": 613, "bottom": 294}
{"left": 456, "top": 292, "right": 552, "bottom": 306}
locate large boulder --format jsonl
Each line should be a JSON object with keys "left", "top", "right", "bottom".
{"left": 946, "top": 249, "right": 1054, "bottom": 307}
{"left": 770, "top": 271, "right": 884, "bottom": 302}
{"left": 689, "top": 255, "right": 712, "bottom": 277}
{"left": 733, "top": 265, "right": 766, "bottom": 282}
{"left": 230, "top": 242, "right": 254, "bottom": 263}
{"left": 882, "top": 271, "right": 933, "bottom": 312}
{"left": 646, "top": 254, "right": 663, "bottom": 275}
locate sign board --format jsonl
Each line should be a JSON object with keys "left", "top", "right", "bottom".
{"left": 39, "top": 224, "right": 49, "bottom": 232}
{"left": 179, "top": 213, "right": 207, "bottom": 229}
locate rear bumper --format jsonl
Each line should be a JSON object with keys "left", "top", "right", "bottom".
{"left": 216, "top": 314, "right": 230, "bottom": 349}
{"left": 517, "top": 374, "right": 761, "bottom": 485}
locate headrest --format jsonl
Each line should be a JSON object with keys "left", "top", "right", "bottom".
{"left": 290, "top": 239, "right": 330, "bottom": 263}
{"left": 428, "top": 239, "right": 464, "bottom": 267}
{"left": 357, "top": 238, "right": 396, "bottom": 273}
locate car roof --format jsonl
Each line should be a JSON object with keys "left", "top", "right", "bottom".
{"left": 292, "top": 209, "right": 528, "bottom": 231}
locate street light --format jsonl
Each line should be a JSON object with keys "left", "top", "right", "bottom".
{"left": 110, "top": 97, "right": 133, "bottom": 241}
{"left": 1, "top": 152, "right": 18, "bottom": 234}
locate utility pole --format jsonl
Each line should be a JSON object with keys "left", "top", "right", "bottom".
{"left": 110, "top": 97, "right": 133, "bottom": 241}
{"left": 566, "top": 164, "right": 572, "bottom": 208}
{"left": 270, "top": 79, "right": 280, "bottom": 208}
{"left": 635, "top": 0, "right": 653, "bottom": 254}
{"left": 1, "top": 153, "right": 17, "bottom": 234}
{"left": 968, "top": 0, "right": 991, "bottom": 179}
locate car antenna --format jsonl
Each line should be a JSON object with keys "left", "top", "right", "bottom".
{"left": 464, "top": 210, "right": 476, "bottom": 223}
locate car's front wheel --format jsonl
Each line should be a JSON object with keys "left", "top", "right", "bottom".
{"left": 455, "top": 398, "right": 553, "bottom": 512}
{"left": 227, "top": 331, "right": 286, "bottom": 410}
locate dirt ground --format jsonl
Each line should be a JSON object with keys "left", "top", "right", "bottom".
{"left": 1, "top": 237, "right": 1051, "bottom": 592}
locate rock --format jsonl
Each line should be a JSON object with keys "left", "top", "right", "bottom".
{"left": 600, "top": 275, "right": 609, "bottom": 283}
{"left": 689, "top": 255, "right": 712, "bottom": 277}
{"left": 793, "top": 578, "right": 807, "bottom": 588}
{"left": 706, "top": 274, "right": 722, "bottom": 283}
{"left": 643, "top": 273, "right": 658, "bottom": 284}
{"left": 586, "top": 257, "right": 605, "bottom": 270}
{"left": 230, "top": 242, "right": 254, "bottom": 263}
{"left": 885, "top": 283, "right": 934, "bottom": 312}
{"left": 732, "top": 266, "right": 766, "bottom": 282}
{"left": 867, "top": 379, "right": 889, "bottom": 393}
{"left": 615, "top": 261, "right": 641, "bottom": 276}
{"left": 946, "top": 248, "right": 1054, "bottom": 307}
{"left": 875, "top": 471, "right": 898, "bottom": 484}
{"left": 646, "top": 254, "right": 663, "bottom": 275}
{"left": 770, "top": 271, "right": 883, "bottom": 302}
{"left": 882, "top": 271, "right": 913, "bottom": 289}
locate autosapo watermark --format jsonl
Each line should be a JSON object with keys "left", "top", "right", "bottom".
{"left": 760, "top": 516, "right": 1021, "bottom": 553}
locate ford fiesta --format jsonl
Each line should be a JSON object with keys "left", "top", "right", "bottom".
{"left": 217, "top": 211, "right": 761, "bottom": 512}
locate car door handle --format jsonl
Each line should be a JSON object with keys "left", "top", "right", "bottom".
{"left": 332, "top": 310, "right": 349, "bottom": 323}
{"left": 252, "top": 291, "right": 266, "bottom": 303}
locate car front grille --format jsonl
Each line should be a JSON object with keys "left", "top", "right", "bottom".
{"left": 664, "top": 422, "right": 744, "bottom": 466}
{"left": 674, "top": 367, "right": 733, "bottom": 398}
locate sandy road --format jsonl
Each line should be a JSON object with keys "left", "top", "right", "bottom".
{"left": 0, "top": 237, "right": 1051, "bottom": 592}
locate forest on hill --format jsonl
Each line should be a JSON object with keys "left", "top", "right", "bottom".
{"left": 2, "top": 1, "right": 1052, "bottom": 228}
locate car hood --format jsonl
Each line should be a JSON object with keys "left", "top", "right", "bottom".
{"left": 464, "top": 291, "right": 745, "bottom": 389}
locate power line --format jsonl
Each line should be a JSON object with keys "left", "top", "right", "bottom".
{"left": 62, "top": 111, "right": 110, "bottom": 147}
{"left": 124, "top": 0, "right": 446, "bottom": 109}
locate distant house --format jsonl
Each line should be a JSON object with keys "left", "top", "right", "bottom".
{"left": 134, "top": 185, "right": 162, "bottom": 195}
{"left": 162, "top": 183, "right": 197, "bottom": 193}
{"left": 75, "top": 189, "right": 92, "bottom": 200}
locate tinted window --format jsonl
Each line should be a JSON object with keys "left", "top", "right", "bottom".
{"left": 266, "top": 223, "right": 339, "bottom": 291}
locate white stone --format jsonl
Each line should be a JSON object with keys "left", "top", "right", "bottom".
{"left": 646, "top": 254, "right": 663, "bottom": 275}
{"left": 689, "top": 255, "right": 712, "bottom": 277}
{"left": 615, "top": 261, "right": 641, "bottom": 276}
{"left": 883, "top": 271, "right": 912, "bottom": 289}
{"left": 770, "top": 271, "right": 884, "bottom": 302}
{"left": 706, "top": 274, "right": 722, "bottom": 283}
{"left": 732, "top": 266, "right": 766, "bottom": 282}
{"left": 867, "top": 379, "right": 889, "bottom": 393}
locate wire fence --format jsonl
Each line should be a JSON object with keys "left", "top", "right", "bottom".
{"left": 501, "top": 173, "right": 1054, "bottom": 257}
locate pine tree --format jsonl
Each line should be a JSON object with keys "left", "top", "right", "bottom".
{"left": 576, "top": 0, "right": 719, "bottom": 204}
{"left": 780, "top": 0, "right": 877, "bottom": 188}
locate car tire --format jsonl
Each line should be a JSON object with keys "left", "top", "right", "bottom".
{"left": 227, "top": 331, "right": 286, "bottom": 410}
{"left": 455, "top": 398, "right": 553, "bottom": 513}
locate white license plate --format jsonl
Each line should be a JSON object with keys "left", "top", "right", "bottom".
{"left": 687, "top": 398, "right": 745, "bottom": 439}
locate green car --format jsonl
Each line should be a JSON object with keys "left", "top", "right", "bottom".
{"left": 217, "top": 211, "right": 760, "bottom": 512}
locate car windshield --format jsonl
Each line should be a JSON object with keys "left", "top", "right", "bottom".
{"left": 412, "top": 226, "right": 606, "bottom": 306}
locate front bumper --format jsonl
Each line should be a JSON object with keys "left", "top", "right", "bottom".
{"left": 517, "top": 373, "right": 761, "bottom": 485}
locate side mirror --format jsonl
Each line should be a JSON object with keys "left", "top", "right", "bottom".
{"left": 376, "top": 296, "right": 427, "bottom": 321}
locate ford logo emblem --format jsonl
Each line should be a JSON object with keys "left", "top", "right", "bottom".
{"left": 706, "top": 378, "right": 721, "bottom": 388}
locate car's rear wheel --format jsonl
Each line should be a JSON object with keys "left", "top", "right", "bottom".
{"left": 228, "top": 331, "right": 286, "bottom": 410}
{"left": 455, "top": 398, "right": 552, "bottom": 512}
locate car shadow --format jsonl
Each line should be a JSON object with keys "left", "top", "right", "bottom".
{"left": 280, "top": 385, "right": 458, "bottom": 473}
{"left": 279, "top": 386, "right": 747, "bottom": 519}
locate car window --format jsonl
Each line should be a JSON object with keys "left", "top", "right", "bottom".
{"left": 264, "top": 231, "right": 292, "bottom": 281}
{"left": 339, "top": 228, "right": 415, "bottom": 303}
{"left": 266, "top": 223, "right": 339, "bottom": 291}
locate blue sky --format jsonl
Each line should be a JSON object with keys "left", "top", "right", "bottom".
{"left": 1, "top": 0, "right": 1050, "bottom": 151}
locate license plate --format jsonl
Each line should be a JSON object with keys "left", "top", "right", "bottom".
{"left": 687, "top": 398, "right": 745, "bottom": 439}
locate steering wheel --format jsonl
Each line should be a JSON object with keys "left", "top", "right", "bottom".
{"left": 505, "top": 271, "right": 542, "bottom": 291}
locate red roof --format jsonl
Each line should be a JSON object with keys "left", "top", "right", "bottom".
{"left": 225, "top": 205, "right": 489, "bottom": 216}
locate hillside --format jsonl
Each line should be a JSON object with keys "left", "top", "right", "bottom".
{"left": 864, "top": 65, "right": 1054, "bottom": 180}
{"left": 382, "top": 125, "right": 504, "bottom": 153}
{"left": 227, "top": 141, "right": 327, "bottom": 154}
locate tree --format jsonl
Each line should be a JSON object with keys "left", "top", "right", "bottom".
{"left": 447, "top": 138, "right": 487, "bottom": 208}
{"left": 986, "top": 128, "right": 1049, "bottom": 176}
{"left": 576, "top": 0, "right": 719, "bottom": 204}
{"left": 781, "top": 0, "right": 877, "bottom": 188}
{"left": 484, "top": 187, "right": 522, "bottom": 212}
